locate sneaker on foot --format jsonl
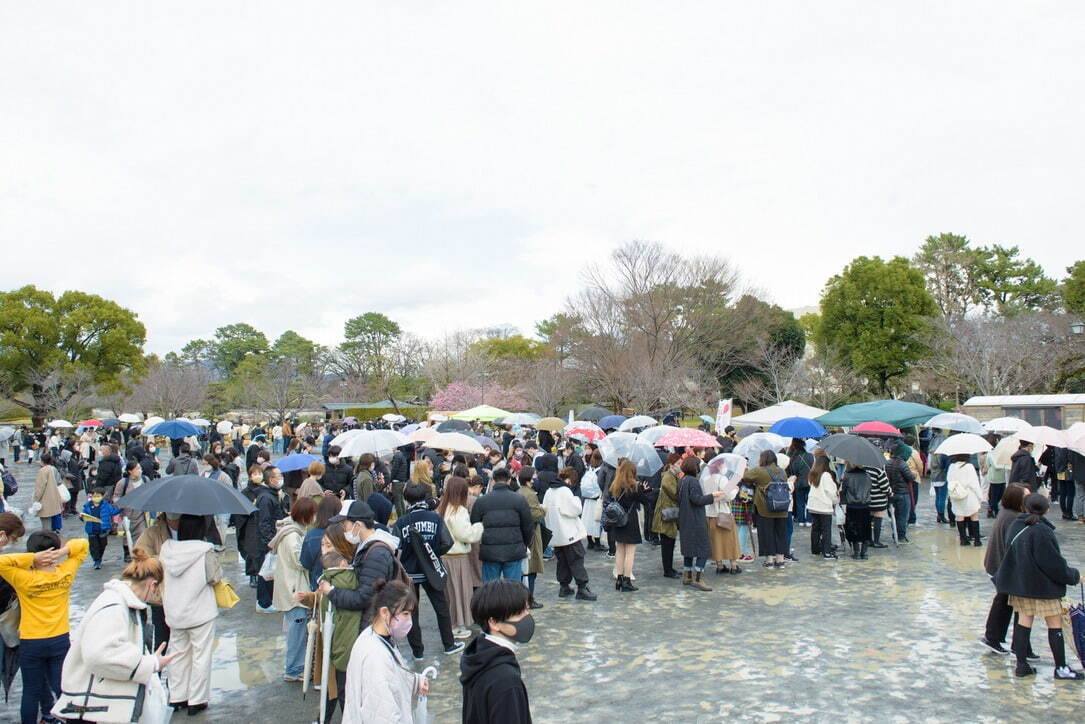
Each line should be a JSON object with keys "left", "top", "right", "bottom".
{"left": 979, "top": 637, "right": 1009, "bottom": 655}
{"left": 453, "top": 627, "right": 472, "bottom": 639}
{"left": 443, "top": 642, "right": 466, "bottom": 655}
{"left": 1054, "top": 666, "right": 1084, "bottom": 680}
{"left": 283, "top": 675, "right": 302, "bottom": 682}
{"left": 256, "top": 603, "right": 278, "bottom": 614}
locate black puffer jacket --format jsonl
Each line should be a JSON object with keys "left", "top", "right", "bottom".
{"left": 319, "top": 461, "right": 354, "bottom": 497}
{"left": 390, "top": 448, "right": 412, "bottom": 483}
{"left": 995, "top": 516, "right": 1079, "bottom": 599}
{"left": 95, "top": 454, "right": 123, "bottom": 489}
{"left": 470, "top": 484, "right": 533, "bottom": 563}
{"left": 1008, "top": 449, "right": 1039, "bottom": 489}
{"left": 328, "top": 529, "right": 401, "bottom": 628}
{"left": 235, "top": 484, "right": 282, "bottom": 574}
{"left": 885, "top": 456, "right": 916, "bottom": 496}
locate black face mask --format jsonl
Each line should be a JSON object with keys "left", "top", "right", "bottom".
{"left": 505, "top": 614, "right": 535, "bottom": 644}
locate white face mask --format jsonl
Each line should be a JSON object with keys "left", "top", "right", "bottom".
{"left": 345, "top": 527, "right": 360, "bottom": 546}
{"left": 328, "top": 457, "right": 339, "bottom": 465}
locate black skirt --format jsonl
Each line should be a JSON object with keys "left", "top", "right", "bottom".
{"left": 844, "top": 506, "right": 872, "bottom": 543}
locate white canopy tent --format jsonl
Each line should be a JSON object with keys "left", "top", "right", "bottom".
{"left": 731, "top": 400, "right": 829, "bottom": 428}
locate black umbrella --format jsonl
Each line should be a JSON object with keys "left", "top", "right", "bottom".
{"left": 436, "top": 420, "right": 471, "bottom": 433}
{"left": 115, "top": 475, "right": 257, "bottom": 515}
{"left": 817, "top": 434, "right": 886, "bottom": 469}
{"left": 736, "top": 425, "right": 761, "bottom": 439}
{"left": 577, "top": 406, "right": 611, "bottom": 422}
{"left": 1, "top": 643, "right": 17, "bottom": 702}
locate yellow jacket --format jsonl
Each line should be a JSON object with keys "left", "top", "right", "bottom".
{"left": 0, "top": 538, "right": 89, "bottom": 639}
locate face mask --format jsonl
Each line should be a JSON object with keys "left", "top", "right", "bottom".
{"left": 328, "top": 457, "right": 339, "bottom": 465}
{"left": 91, "top": 496, "right": 103, "bottom": 505}
{"left": 345, "top": 527, "right": 360, "bottom": 546}
{"left": 444, "top": 454, "right": 453, "bottom": 462}
{"left": 505, "top": 614, "right": 535, "bottom": 643}
{"left": 148, "top": 446, "right": 156, "bottom": 453}
{"left": 389, "top": 613, "right": 413, "bottom": 640}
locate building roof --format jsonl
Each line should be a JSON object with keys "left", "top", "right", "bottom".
{"left": 322, "top": 399, "right": 424, "bottom": 411}
{"left": 962, "top": 394, "right": 1085, "bottom": 407}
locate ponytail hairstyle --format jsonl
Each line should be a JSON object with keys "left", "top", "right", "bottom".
{"left": 121, "top": 547, "right": 164, "bottom": 583}
{"left": 366, "top": 579, "right": 417, "bottom": 623}
{"left": 1022, "top": 493, "right": 1049, "bottom": 526}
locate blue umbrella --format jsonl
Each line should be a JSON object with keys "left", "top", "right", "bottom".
{"left": 100, "top": 417, "right": 120, "bottom": 428}
{"left": 144, "top": 419, "right": 201, "bottom": 439}
{"left": 474, "top": 435, "right": 499, "bottom": 451}
{"left": 275, "top": 453, "right": 322, "bottom": 474}
{"left": 597, "top": 414, "right": 627, "bottom": 431}
{"left": 699, "top": 414, "right": 715, "bottom": 424}
{"left": 769, "top": 417, "right": 827, "bottom": 439}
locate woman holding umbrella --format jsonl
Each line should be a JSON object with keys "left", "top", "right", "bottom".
{"left": 948, "top": 454, "right": 985, "bottom": 546}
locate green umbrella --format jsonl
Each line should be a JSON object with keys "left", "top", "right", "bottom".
{"left": 816, "top": 400, "right": 943, "bottom": 429}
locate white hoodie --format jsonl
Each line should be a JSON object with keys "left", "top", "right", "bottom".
{"left": 160, "top": 539, "right": 221, "bottom": 629}
{"left": 542, "top": 484, "right": 586, "bottom": 547}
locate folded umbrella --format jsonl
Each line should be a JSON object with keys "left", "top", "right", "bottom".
{"left": 1069, "top": 585, "right": 1085, "bottom": 669}
{"left": 934, "top": 433, "right": 993, "bottom": 456}
{"left": 115, "top": 474, "right": 257, "bottom": 515}
{"left": 817, "top": 434, "right": 886, "bottom": 469}
{"left": 276, "top": 453, "right": 323, "bottom": 474}
{"left": 768, "top": 417, "right": 827, "bottom": 439}
{"left": 0, "top": 643, "right": 16, "bottom": 702}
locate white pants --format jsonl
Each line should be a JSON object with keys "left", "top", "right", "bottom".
{"left": 167, "top": 620, "right": 215, "bottom": 706}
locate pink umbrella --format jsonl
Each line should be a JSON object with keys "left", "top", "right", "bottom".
{"left": 77, "top": 419, "right": 103, "bottom": 428}
{"left": 565, "top": 422, "right": 606, "bottom": 442}
{"left": 654, "top": 428, "right": 720, "bottom": 448}
{"left": 852, "top": 421, "right": 902, "bottom": 437}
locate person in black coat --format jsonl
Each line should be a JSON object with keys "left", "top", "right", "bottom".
{"left": 389, "top": 444, "right": 413, "bottom": 517}
{"left": 460, "top": 579, "right": 533, "bottom": 724}
{"left": 601, "top": 459, "right": 652, "bottom": 592}
{"left": 319, "top": 445, "right": 354, "bottom": 497}
{"left": 235, "top": 466, "right": 284, "bottom": 610}
{"left": 995, "top": 494, "right": 1083, "bottom": 680}
{"left": 1008, "top": 442, "right": 1039, "bottom": 491}
{"left": 471, "top": 468, "right": 533, "bottom": 582}
{"left": 94, "top": 444, "right": 123, "bottom": 499}
{"left": 676, "top": 456, "right": 726, "bottom": 591}
{"left": 318, "top": 500, "right": 401, "bottom": 630}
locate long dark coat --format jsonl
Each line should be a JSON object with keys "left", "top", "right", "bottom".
{"left": 677, "top": 475, "right": 713, "bottom": 558}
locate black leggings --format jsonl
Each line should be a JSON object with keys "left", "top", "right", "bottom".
{"left": 660, "top": 534, "right": 676, "bottom": 574}
{"left": 810, "top": 512, "right": 833, "bottom": 554}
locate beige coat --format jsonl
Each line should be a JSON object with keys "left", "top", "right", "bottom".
{"left": 269, "top": 519, "right": 310, "bottom": 612}
{"left": 33, "top": 465, "right": 64, "bottom": 518}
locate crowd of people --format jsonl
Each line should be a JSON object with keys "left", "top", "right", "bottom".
{"left": 0, "top": 411, "right": 1082, "bottom": 723}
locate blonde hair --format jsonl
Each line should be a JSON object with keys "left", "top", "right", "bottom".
{"left": 411, "top": 458, "right": 433, "bottom": 485}
{"left": 609, "top": 459, "right": 638, "bottom": 498}
{"left": 122, "top": 547, "right": 163, "bottom": 583}
{"left": 307, "top": 460, "right": 325, "bottom": 478}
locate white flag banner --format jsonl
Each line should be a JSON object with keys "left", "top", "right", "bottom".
{"left": 715, "top": 399, "right": 733, "bottom": 431}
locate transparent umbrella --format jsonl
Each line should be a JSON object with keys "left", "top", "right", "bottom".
{"left": 598, "top": 432, "right": 664, "bottom": 477}
{"left": 733, "top": 432, "right": 788, "bottom": 466}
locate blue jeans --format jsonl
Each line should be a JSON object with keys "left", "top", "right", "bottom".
{"left": 934, "top": 483, "right": 947, "bottom": 517}
{"left": 737, "top": 524, "right": 752, "bottom": 556}
{"left": 891, "top": 493, "right": 912, "bottom": 541}
{"left": 283, "top": 606, "right": 308, "bottom": 677}
{"left": 785, "top": 512, "right": 794, "bottom": 551}
{"left": 20, "top": 634, "right": 68, "bottom": 724}
{"left": 793, "top": 486, "right": 810, "bottom": 524}
{"left": 682, "top": 556, "right": 707, "bottom": 571}
{"left": 482, "top": 560, "right": 522, "bottom": 582}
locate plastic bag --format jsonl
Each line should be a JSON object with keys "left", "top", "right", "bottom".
{"left": 140, "top": 673, "right": 172, "bottom": 724}
{"left": 259, "top": 553, "right": 277, "bottom": 581}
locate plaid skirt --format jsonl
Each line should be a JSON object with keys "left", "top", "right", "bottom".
{"left": 731, "top": 499, "right": 754, "bottom": 526}
{"left": 1008, "top": 595, "right": 1064, "bottom": 617}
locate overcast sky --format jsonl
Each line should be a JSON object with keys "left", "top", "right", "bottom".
{"left": 2, "top": 3, "right": 1083, "bottom": 354}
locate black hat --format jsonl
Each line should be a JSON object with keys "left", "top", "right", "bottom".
{"left": 329, "top": 500, "right": 375, "bottom": 525}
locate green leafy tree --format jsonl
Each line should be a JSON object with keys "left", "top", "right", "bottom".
{"left": 0, "top": 285, "right": 146, "bottom": 426}
{"left": 210, "top": 323, "right": 269, "bottom": 376}
{"left": 469, "top": 334, "right": 546, "bottom": 362}
{"left": 974, "top": 244, "right": 1058, "bottom": 315}
{"left": 535, "top": 314, "right": 579, "bottom": 362}
{"left": 337, "top": 312, "right": 402, "bottom": 381}
{"left": 1062, "top": 260, "right": 1085, "bottom": 316}
{"left": 270, "top": 330, "right": 325, "bottom": 372}
{"left": 815, "top": 256, "right": 937, "bottom": 394}
{"left": 180, "top": 338, "right": 214, "bottom": 366}
{"left": 911, "top": 233, "right": 985, "bottom": 319}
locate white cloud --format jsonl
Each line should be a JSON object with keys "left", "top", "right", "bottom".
{"left": 2, "top": 2, "right": 1083, "bottom": 353}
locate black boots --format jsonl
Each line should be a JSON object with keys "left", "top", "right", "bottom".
{"left": 617, "top": 575, "right": 638, "bottom": 592}
{"left": 957, "top": 521, "right": 970, "bottom": 545}
{"left": 851, "top": 542, "right": 860, "bottom": 559}
{"left": 859, "top": 542, "right": 869, "bottom": 560}
{"left": 1012, "top": 623, "right": 1036, "bottom": 677}
{"left": 969, "top": 520, "right": 983, "bottom": 547}
{"left": 576, "top": 584, "right": 597, "bottom": 601}
{"left": 936, "top": 513, "right": 948, "bottom": 524}
{"left": 870, "top": 519, "right": 888, "bottom": 548}
{"left": 558, "top": 585, "right": 574, "bottom": 598}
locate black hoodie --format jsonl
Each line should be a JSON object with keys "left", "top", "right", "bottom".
{"left": 1008, "top": 448, "right": 1039, "bottom": 489}
{"left": 460, "top": 635, "right": 532, "bottom": 724}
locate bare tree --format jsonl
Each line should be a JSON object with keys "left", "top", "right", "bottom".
{"left": 128, "top": 360, "right": 210, "bottom": 418}
{"left": 521, "top": 360, "right": 571, "bottom": 417}
{"left": 234, "top": 357, "right": 325, "bottom": 423}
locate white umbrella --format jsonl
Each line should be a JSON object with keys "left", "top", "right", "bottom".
{"left": 733, "top": 432, "right": 788, "bottom": 466}
{"left": 991, "top": 434, "right": 1044, "bottom": 467}
{"left": 732, "top": 400, "right": 829, "bottom": 427}
{"left": 216, "top": 420, "right": 234, "bottom": 434}
{"left": 1019, "top": 425, "right": 1070, "bottom": 448}
{"left": 635, "top": 425, "right": 681, "bottom": 445}
{"left": 47, "top": 419, "right": 73, "bottom": 428}
{"left": 430, "top": 414, "right": 449, "bottom": 422}
{"left": 982, "top": 416, "right": 1031, "bottom": 434}
{"left": 499, "top": 413, "right": 540, "bottom": 426}
{"left": 141, "top": 416, "right": 165, "bottom": 433}
{"left": 189, "top": 418, "right": 210, "bottom": 427}
{"left": 617, "top": 415, "right": 658, "bottom": 432}
{"left": 1065, "top": 421, "right": 1085, "bottom": 437}
{"left": 0, "top": 427, "right": 14, "bottom": 442}
{"left": 330, "top": 428, "right": 363, "bottom": 447}
{"left": 922, "top": 412, "right": 985, "bottom": 435}
{"left": 934, "top": 433, "right": 993, "bottom": 456}
{"left": 424, "top": 432, "right": 484, "bottom": 455}
{"left": 408, "top": 427, "right": 438, "bottom": 443}
{"left": 118, "top": 413, "right": 142, "bottom": 423}
{"left": 338, "top": 429, "right": 409, "bottom": 459}
{"left": 382, "top": 413, "right": 406, "bottom": 423}
{"left": 1068, "top": 431, "right": 1085, "bottom": 456}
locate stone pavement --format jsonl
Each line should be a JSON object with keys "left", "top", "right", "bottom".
{"left": 2, "top": 455, "right": 1084, "bottom": 722}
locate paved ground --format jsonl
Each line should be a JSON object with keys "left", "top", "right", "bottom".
{"left": 3, "top": 453, "right": 1085, "bottom": 722}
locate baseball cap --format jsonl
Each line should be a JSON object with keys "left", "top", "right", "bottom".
{"left": 329, "top": 500, "right": 375, "bottom": 525}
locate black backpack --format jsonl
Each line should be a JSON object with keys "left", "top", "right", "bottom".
{"left": 1, "top": 468, "right": 16, "bottom": 497}
{"left": 601, "top": 500, "right": 628, "bottom": 529}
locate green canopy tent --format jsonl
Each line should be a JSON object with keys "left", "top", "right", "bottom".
{"left": 816, "top": 400, "right": 943, "bottom": 429}
{"left": 450, "top": 404, "right": 513, "bottom": 422}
